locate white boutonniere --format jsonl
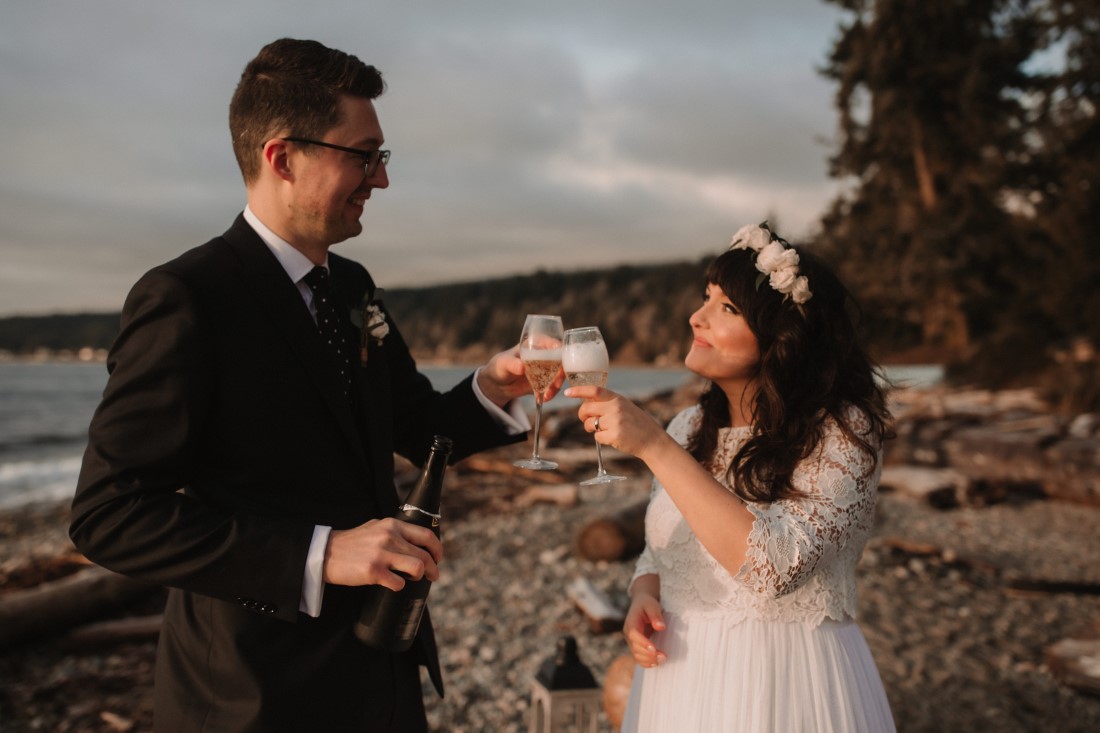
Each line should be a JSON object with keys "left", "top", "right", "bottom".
{"left": 350, "top": 288, "right": 389, "bottom": 366}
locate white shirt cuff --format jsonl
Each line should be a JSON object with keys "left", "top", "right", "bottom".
{"left": 300, "top": 524, "right": 331, "bottom": 617}
{"left": 471, "top": 367, "right": 530, "bottom": 435}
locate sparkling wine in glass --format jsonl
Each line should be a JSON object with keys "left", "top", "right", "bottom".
{"left": 562, "top": 327, "right": 626, "bottom": 485}
{"left": 513, "top": 315, "right": 564, "bottom": 471}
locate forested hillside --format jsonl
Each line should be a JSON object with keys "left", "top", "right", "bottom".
{"left": 0, "top": 260, "right": 710, "bottom": 365}
{"left": 383, "top": 260, "right": 707, "bottom": 364}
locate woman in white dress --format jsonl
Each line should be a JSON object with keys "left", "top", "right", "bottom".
{"left": 566, "top": 224, "right": 896, "bottom": 732}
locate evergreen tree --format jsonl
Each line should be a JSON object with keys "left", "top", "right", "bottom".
{"left": 817, "top": 0, "right": 1099, "bottom": 407}
{"left": 1023, "top": 0, "right": 1100, "bottom": 407}
{"left": 822, "top": 0, "right": 1034, "bottom": 347}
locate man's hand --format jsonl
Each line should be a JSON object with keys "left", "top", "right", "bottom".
{"left": 477, "top": 344, "right": 564, "bottom": 408}
{"left": 322, "top": 518, "right": 442, "bottom": 591}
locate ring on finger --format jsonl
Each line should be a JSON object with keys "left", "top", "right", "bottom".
{"left": 593, "top": 416, "right": 601, "bottom": 432}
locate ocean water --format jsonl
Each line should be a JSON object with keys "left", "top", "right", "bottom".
{"left": 0, "top": 362, "right": 694, "bottom": 510}
{"left": 0, "top": 361, "right": 941, "bottom": 510}
{"left": 0, "top": 362, "right": 105, "bottom": 510}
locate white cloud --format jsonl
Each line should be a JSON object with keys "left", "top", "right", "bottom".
{"left": 0, "top": 0, "right": 848, "bottom": 313}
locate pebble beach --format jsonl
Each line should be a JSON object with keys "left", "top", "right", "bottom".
{"left": 2, "top": 386, "right": 1100, "bottom": 732}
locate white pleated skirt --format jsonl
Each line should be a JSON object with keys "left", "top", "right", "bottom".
{"left": 620, "top": 614, "right": 896, "bottom": 733}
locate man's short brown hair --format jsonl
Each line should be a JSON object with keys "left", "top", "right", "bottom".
{"left": 229, "top": 38, "right": 384, "bottom": 183}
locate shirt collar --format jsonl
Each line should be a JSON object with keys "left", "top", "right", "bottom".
{"left": 243, "top": 205, "right": 326, "bottom": 285}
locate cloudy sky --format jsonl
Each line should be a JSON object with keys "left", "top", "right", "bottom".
{"left": 1, "top": 0, "right": 849, "bottom": 317}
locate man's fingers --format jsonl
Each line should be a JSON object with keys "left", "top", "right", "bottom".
{"left": 325, "top": 519, "right": 443, "bottom": 587}
{"left": 392, "top": 552, "right": 436, "bottom": 582}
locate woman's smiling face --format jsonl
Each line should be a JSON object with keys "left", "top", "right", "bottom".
{"left": 684, "top": 282, "right": 762, "bottom": 396}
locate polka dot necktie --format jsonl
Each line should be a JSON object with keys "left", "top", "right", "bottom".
{"left": 303, "top": 266, "right": 355, "bottom": 401}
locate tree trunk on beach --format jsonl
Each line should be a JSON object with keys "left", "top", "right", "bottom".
{"left": 0, "top": 565, "right": 158, "bottom": 649}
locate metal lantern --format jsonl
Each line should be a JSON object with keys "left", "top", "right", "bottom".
{"left": 529, "top": 636, "right": 602, "bottom": 732}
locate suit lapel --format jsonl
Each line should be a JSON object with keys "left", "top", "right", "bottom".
{"left": 358, "top": 346, "right": 398, "bottom": 513}
{"left": 220, "top": 216, "right": 371, "bottom": 478}
{"left": 330, "top": 259, "right": 400, "bottom": 514}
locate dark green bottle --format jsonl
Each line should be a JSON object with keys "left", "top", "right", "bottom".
{"left": 353, "top": 435, "right": 452, "bottom": 651}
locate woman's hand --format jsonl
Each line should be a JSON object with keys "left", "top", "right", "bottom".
{"left": 564, "top": 386, "right": 671, "bottom": 461}
{"left": 623, "top": 590, "right": 667, "bottom": 668}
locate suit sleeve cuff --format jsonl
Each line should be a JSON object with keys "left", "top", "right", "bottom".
{"left": 471, "top": 367, "right": 530, "bottom": 435}
{"left": 300, "top": 525, "right": 331, "bottom": 617}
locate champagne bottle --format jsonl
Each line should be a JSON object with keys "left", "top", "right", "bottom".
{"left": 353, "top": 435, "right": 452, "bottom": 651}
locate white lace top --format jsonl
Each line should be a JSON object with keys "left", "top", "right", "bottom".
{"left": 632, "top": 404, "right": 882, "bottom": 627}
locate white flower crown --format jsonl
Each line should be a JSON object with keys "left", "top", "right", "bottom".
{"left": 728, "top": 222, "right": 813, "bottom": 305}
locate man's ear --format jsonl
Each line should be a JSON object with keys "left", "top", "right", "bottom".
{"left": 261, "top": 139, "right": 294, "bottom": 181}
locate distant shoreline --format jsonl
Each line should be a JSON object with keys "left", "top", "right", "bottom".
{"left": 0, "top": 349, "right": 950, "bottom": 370}
{"left": 0, "top": 349, "right": 109, "bottom": 364}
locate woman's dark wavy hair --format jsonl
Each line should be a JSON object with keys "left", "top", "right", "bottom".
{"left": 686, "top": 245, "right": 892, "bottom": 503}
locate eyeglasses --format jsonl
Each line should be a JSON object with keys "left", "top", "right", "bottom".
{"left": 280, "top": 137, "right": 391, "bottom": 177}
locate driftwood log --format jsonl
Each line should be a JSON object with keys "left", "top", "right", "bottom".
{"left": 0, "top": 565, "right": 158, "bottom": 649}
{"left": 1046, "top": 637, "right": 1100, "bottom": 696}
{"left": 514, "top": 483, "right": 579, "bottom": 508}
{"left": 879, "top": 465, "right": 970, "bottom": 508}
{"left": 458, "top": 455, "right": 572, "bottom": 483}
{"left": 603, "top": 654, "right": 636, "bottom": 728}
{"left": 575, "top": 498, "right": 648, "bottom": 562}
{"left": 567, "top": 577, "right": 625, "bottom": 633}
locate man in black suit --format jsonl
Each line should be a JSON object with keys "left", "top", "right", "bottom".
{"left": 70, "top": 38, "right": 542, "bottom": 732}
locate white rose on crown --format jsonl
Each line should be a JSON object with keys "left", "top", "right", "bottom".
{"left": 755, "top": 241, "right": 799, "bottom": 275}
{"left": 730, "top": 224, "right": 772, "bottom": 252}
{"left": 789, "top": 276, "right": 812, "bottom": 305}
{"left": 769, "top": 266, "right": 799, "bottom": 293}
{"left": 727, "top": 221, "right": 813, "bottom": 305}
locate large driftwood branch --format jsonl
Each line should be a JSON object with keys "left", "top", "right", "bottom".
{"left": 875, "top": 536, "right": 1100, "bottom": 594}
{"left": 63, "top": 613, "right": 163, "bottom": 649}
{"left": 0, "top": 565, "right": 158, "bottom": 648}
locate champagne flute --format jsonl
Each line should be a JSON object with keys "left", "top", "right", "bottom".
{"left": 562, "top": 327, "right": 626, "bottom": 485}
{"left": 513, "top": 315, "right": 564, "bottom": 470}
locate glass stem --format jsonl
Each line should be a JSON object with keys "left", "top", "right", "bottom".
{"left": 531, "top": 400, "right": 544, "bottom": 459}
{"left": 593, "top": 438, "right": 607, "bottom": 476}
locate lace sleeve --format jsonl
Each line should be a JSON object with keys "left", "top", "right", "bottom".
{"left": 734, "top": 409, "right": 880, "bottom": 598}
{"left": 630, "top": 474, "right": 661, "bottom": 590}
{"left": 630, "top": 534, "right": 659, "bottom": 593}
{"left": 629, "top": 407, "right": 699, "bottom": 593}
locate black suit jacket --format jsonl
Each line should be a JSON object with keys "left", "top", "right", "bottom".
{"left": 70, "top": 214, "right": 522, "bottom": 732}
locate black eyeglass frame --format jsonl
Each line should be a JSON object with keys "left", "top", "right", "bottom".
{"left": 279, "top": 137, "right": 390, "bottom": 176}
